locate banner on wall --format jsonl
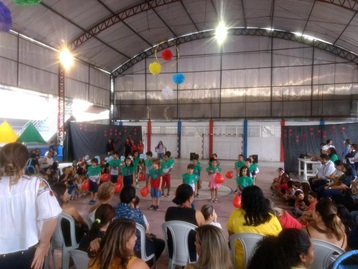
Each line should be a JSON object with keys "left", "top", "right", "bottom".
{"left": 64, "top": 122, "right": 142, "bottom": 162}
{"left": 282, "top": 123, "right": 358, "bottom": 173}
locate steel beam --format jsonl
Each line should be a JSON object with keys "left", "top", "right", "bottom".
{"left": 57, "top": 64, "right": 65, "bottom": 146}
{"left": 318, "top": 0, "right": 358, "bottom": 11}
{"left": 112, "top": 28, "right": 358, "bottom": 77}
{"left": 70, "top": 0, "right": 180, "bottom": 50}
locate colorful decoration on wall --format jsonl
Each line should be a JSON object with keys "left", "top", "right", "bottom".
{"left": 173, "top": 72, "right": 185, "bottom": 84}
{"left": 0, "top": 1, "right": 12, "bottom": 33}
{"left": 13, "top": 0, "right": 41, "bottom": 5}
{"left": 162, "top": 85, "right": 174, "bottom": 99}
{"left": 148, "top": 61, "right": 161, "bottom": 75}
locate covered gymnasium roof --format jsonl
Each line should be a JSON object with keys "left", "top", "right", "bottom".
{"left": 3, "top": 0, "right": 358, "bottom": 73}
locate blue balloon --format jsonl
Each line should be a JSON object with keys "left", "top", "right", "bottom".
{"left": 0, "top": 2, "right": 12, "bottom": 33}
{"left": 173, "top": 73, "right": 185, "bottom": 84}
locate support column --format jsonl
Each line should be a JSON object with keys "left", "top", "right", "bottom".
{"left": 280, "top": 119, "right": 285, "bottom": 162}
{"left": 243, "top": 119, "right": 248, "bottom": 158}
{"left": 57, "top": 64, "right": 65, "bottom": 146}
{"left": 147, "top": 119, "right": 152, "bottom": 152}
{"left": 177, "top": 120, "right": 182, "bottom": 158}
{"left": 209, "top": 119, "right": 213, "bottom": 158}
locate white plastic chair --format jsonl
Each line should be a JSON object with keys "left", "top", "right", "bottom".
{"left": 229, "top": 232, "right": 264, "bottom": 269}
{"left": 50, "top": 213, "right": 80, "bottom": 269}
{"left": 69, "top": 249, "right": 90, "bottom": 269}
{"left": 136, "top": 223, "right": 156, "bottom": 268}
{"left": 162, "top": 220, "right": 198, "bottom": 269}
{"left": 309, "top": 239, "right": 345, "bottom": 269}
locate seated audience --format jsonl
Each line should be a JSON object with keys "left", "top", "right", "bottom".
{"left": 309, "top": 154, "right": 335, "bottom": 193}
{"left": 201, "top": 204, "right": 222, "bottom": 228}
{"left": 268, "top": 199, "right": 302, "bottom": 229}
{"left": 184, "top": 225, "right": 235, "bottom": 269}
{"left": 303, "top": 197, "right": 347, "bottom": 249}
{"left": 88, "top": 218, "right": 149, "bottom": 269}
{"left": 247, "top": 228, "right": 314, "bottom": 269}
{"left": 88, "top": 182, "right": 115, "bottom": 225}
{"left": 115, "top": 185, "right": 164, "bottom": 263}
{"left": 51, "top": 182, "right": 89, "bottom": 245}
{"left": 165, "top": 184, "right": 205, "bottom": 262}
{"left": 226, "top": 185, "right": 282, "bottom": 269}
{"left": 79, "top": 204, "right": 114, "bottom": 252}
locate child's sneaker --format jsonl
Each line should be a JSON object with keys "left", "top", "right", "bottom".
{"left": 149, "top": 205, "right": 155, "bottom": 210}
{"left": 155, "top": 206, "right": 159, "bottom": 211}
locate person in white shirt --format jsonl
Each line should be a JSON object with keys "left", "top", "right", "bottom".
{"left": 0, "top": 142, "right": 62, "bottom": 269}
{"left": 309, "top": 154, "right": 336, "bottom": 193}
{"left": 321, "top": 139, "right": 335, "bottom": 154}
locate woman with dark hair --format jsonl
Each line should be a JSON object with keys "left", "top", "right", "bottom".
{"left": 321, "top": 163, "right": 353, "bottom": 199}
{"left": 88, "top": 218, "right": 149, "bottom": 269}
{"left": 51, "top": 182, "right": 88, "bottom": 245}
{"left": 165, "top": 184, "right": 205, "bottom": 262}
{"left": 105, "top": 138, "right": 115, "bottom": 156}
{"left": 79, "top": 204, "right": 115, "bottom": 252}
{"left": 247, "top": 229, "right": 314, "bottom": 269}
{"left": 304, "top": 197, "right": 347, "bottom": 249}
{"left": 328, "top": 147, "right": 339, "bottom": 162}
{"left": 226, "top": 185, "right": 282, "bottom": 269}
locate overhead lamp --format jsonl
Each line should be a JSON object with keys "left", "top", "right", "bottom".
{"left": 215, "top": 21, "right": 228, "bottom": 45}
{"left": 59, "top": 47, "right": 74, "bottom": 70}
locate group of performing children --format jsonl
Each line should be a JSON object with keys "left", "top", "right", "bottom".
{"left": 66, "top": 151, "right": 260, "bottom": 211}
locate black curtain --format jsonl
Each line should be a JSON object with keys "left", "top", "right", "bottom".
{"left": 282, "top": 123, "right": 358, "bottom": 173}
{"left": 64, "top": 122, "right": 142, "bottom": 162}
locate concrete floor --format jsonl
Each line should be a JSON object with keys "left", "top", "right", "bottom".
{"left": 67, "top": 158, "right": 284, "bottom": 269}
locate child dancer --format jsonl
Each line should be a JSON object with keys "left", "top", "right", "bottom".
{"left": 182, "top": 164, "right": 198, "bottom": 209}
{"left": 161, "top": 151, "right": 175, "bottom": 197}
{"left": 236, "top": 166, "right": 254, "bottom": 193}
{"left": 206, "top": 157, "right": 222, "bottom": 203}
{"left": 87, "top": 158, "right": 102, "bottom": 205}
{"left": 107, "top": 151, "right": 121, "bottom": 184}
{"left": 148, "top": 158, "right": 163, "bottom": 211}
{"left": 192, "top": 154, "right": 202, "bottom": 197}
{"left": 144, "top": 151, "right": 153, "bottom": 186}
{"left": 121, "top": 156, "right": 136, "bottom": 187}
{"left": 234, "top": 154, "right": 245, "bottom": 176}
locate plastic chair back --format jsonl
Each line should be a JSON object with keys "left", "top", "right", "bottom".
{"left": 229, "top": 232, "right": 264, "bottom": 269}
{"left": 136, "top": 223, "right": 156, "bottom": 268}
{"left": 331, "top": 250, "right": 358, "bottom": 269}
{"left": 309, "top": 239, "right": 345, "bottom": 269}
{"left": 162, "top": 220, "right": 198, "bottom": 269}
{"left": 69, "top": 250, "right": 90, "bottom": 269}
{"left": 50, "top": 213, "right": 80, "bottom": 269}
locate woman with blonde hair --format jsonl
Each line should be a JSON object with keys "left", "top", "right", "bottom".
{"left": 88, "top": 181, "right": 115, "bottom": 224}
{"left": 0, "top": 142, "right": 62, "bottom": 269}
{"left": 88, "top": 218, "right": 149, "bottom": 269}
{"left": 185, "top": 225, "right": 234, "bottom": 269}
{"left": 304, "top": 197, "right": 347, "bottom": 249}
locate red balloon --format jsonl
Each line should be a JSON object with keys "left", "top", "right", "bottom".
{"left": 117, "top": 175, "right": 123, "bottom": 183}
{"left": 233, "top": 195, "right": 242, "bottom": 208}
{"left": 215, "top": 173, "right": 225, "bottom": 184}
{"left": 140, "top": 186, "right": 149, "bottom": 197}
{"left": 161, "top": 49, "right": 173, "bottom": 61}
{"left": 225, "top": 171, "right": 234, "bottom": 179}
{"left": 81, "top": 180, "right": 89, "bottom": 191}
{"left": 139, "top": 173, "right": 145, "bottom": 181}
{"left": 100, "top": 173, "right": 110, "bottom": 182}
{"left": 114, "top": 181, "right": 122, "bottom": 193}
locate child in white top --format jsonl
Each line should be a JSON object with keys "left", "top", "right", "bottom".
{"left": 201, "top": 204, "right": 222, "bottom": 229}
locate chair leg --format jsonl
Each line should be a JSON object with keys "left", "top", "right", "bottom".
{"left": 62, "top": 249, "right": 70, "bottom": 269}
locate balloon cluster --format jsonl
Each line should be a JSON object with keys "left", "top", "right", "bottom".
{"left": 148, "top": 42, "right": 186, "bottom": 98}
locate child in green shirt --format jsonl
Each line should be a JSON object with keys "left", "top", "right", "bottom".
{"left": 236, "top": 166, "right": 254, "bottom": 193}
{"left": 182, "top": 164, "right": 198, "bottom": 209}
{"left": 87, "top": 158, "right": 102, "bottom": 205}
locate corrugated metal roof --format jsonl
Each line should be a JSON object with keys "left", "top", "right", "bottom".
{"left": 2, "top": 0, "right": 358, "bottom": 71}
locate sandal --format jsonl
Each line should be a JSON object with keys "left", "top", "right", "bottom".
{"left": 210, "top": 199, "right": 214, "bottom": 203}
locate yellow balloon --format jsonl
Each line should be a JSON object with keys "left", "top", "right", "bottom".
{"left": 149, "top": 62, "right": 161, "bottom": 75}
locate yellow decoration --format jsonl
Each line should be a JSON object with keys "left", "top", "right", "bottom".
{"left": 149, "top": 62, "right": 161, "bottom": 75}
{"left": 0, "top": 121, "right": 19, "bottom": 143}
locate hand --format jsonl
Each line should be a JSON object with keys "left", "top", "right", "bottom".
{"left": 31, "top": 241, "right": 50, "bottom": 269}
{"left": 89, "top": 238, "right": 101, "bottom": 253}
